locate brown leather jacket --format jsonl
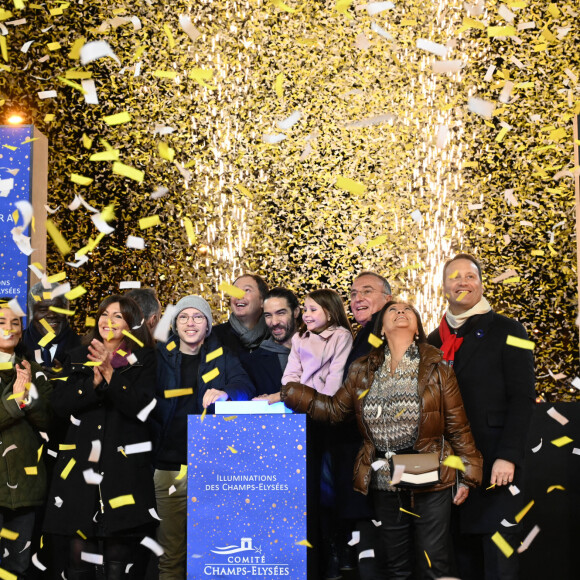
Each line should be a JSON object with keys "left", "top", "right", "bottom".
{"left": 281, "top": 343, "right": 483, "bottom": 495}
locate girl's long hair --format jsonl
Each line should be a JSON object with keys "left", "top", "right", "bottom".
{"left": 298, "top": 289, "right": 352, "bottom": 337}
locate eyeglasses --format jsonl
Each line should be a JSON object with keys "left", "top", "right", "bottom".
{"left": 349, "top": 289, "right": 385, "bottom": 300}
{"left": 177, "top": 314, "right": 206, "bottom": 325}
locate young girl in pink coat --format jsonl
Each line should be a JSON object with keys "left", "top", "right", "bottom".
{"left": 282, "top": 289, "right": 353, "bottom": 396}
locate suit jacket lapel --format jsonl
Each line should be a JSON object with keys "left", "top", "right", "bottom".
{"left": 453, "top": 311, "right": 495, "bottom": 375}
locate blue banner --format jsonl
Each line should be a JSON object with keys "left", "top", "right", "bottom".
{"left": 187, "top": 414, "right": 307, "bottom": 579}
{"left": 0, "top": 125, "right": 34, "bottom": 304}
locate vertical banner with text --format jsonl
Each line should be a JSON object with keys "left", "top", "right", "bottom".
{"left": 188, "top": 414, "right": 307, "bottom": 579}
{"left": 0, "top": 125, "right": 34, "bottom": 303}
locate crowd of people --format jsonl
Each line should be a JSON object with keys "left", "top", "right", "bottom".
{"left": 0, "top": 253, "right": 535, "bottom": 580}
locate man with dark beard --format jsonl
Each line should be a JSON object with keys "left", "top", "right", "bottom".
{"left": 242, "top": 287, "right": 300, "bottom": 402}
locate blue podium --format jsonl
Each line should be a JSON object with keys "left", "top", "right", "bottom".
{"left": 187, "top": 409, "right": 307, "bottom": 579}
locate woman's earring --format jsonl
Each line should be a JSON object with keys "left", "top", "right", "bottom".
{"left": 414, "top": 333, "right": 419, "bottom": 340}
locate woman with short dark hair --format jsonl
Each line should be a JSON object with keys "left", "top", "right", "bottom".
{"left": 43, "top": 295, "right": 157, "bottom": 580}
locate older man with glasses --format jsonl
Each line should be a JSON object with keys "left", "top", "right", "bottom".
{"left": 324, "top": 272, "right": 392, "bottom": 580}
{"left": 151, "top": 295, "right": 255, "bottom": 579}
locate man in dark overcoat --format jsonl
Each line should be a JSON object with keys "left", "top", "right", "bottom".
{"left": 428, "top": 253, "right": 535, "bottom": 580}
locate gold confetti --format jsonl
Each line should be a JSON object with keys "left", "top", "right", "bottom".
{"left": 506, "top": 335, "right": 535, "bottom": 350}
{"left": 491, "top": 531, "right": 513, "bottom": 558}
{"left": 547, "top": 485, "right": 565, "bottom": 493}
{"left": 218, "top": 282, "right": 245, "bottom": 299}
{"left": 227, "top": 445, "right": 238, "bottom": 454}
{"left": 0, "top": 528, "right": 19, "bottom": 540}
{"left": 121, "top": 329, "right": 144, "bottom": 348}
{"left": 175, "top": 464, "right": 187, "bottom": 480}
{"left": 515, "top": 499, "right": 534, "bottom": 523}
{"left": 400, "top": 508, "right": 420, "bottom": 518}
{"left": 551, "top": 436, "right": 572, "bottom": 447}
{"left": 202, "top": 368, "right": 220, "bottom": 383}
{"left": 139, "top": 215, "right": 161, "bottom": 229}
{"left": 164, "top": 388, "right": 194, "bottom": 398}
{"left": 60, "top": 458, "right": 76, "bottom": 479}
{"left": 295, "top": 539, "right": 313, "bottom": 547}
{"left": 109, "top": 495, "right": 135, "bottom": 508}
{"left": 206, "top": 347, "right": 223, "bottom": 362}
{"left": 442, "top": 455, "right": 465, "bottom": 471}
{"left": 367, "top": 333, "right": 383, "bottom": 348}
{"left": 46, "top": 219, "right": 71, "bottom": 255}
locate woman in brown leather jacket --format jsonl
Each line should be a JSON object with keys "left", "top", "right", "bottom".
{"left": 281, "top": 301, "right": 482, "bottom": 580}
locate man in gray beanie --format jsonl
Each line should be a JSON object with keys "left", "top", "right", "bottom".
{"left": 151, "top": 295, "right": 255, "bottom": 579}
{"left": 22, "top": 281, "right": 81, "bottom": 370}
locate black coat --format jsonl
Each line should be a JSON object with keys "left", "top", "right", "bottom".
{"left": 428, "top": 310, "right": 535, "bottom": 533}
{"left": 239, "top": 347, "right": 285, "bottom": 396}
{"left": 43, "top": 345, "right": 158, "bottom": 537}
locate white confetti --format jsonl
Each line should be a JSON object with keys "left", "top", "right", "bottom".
{"left": 370, "top": 22, "right": 393, "bottom": 41}
{"left": 498, "top": 4, "right": 516, "bottom": 22}
{"left": 416, "top": 38, "right": 448, "bottom": 57}
{"left": 517, "top": 525, "right": 540, "bottom": 553}
{"left": 361, "top": 2, "right": 395, "bottom": 16}
{"left": 153, "top": 304, "right": 177, "bottom": 343}
{"left": 501, "top": 518, "right": 517, "bottom": 527}
{"left": 390, "top": 463, "right": 406, "bottom": 485}
{"left": 371, "top": 519, "right": 382, "bottom": 527}
{"left": 91, "top": 213, "right": 115, "bottom": 235}
{"left": 80, "top": 40, "right": 121, "bottom": 66}
{"left": 119, "top": 281, "right": 141, "bottom": 289}
{"left": 38, "top": 90, "right": 57, "bottom": 99}
{"left": 179, "top": 15, "right": 201, "bottom": 42}
{"left": 483, "top": 65, "right": 496, "bottom": 82}
{"left": 508, "top": 484, "right": 520, "bottom": 496}
{"left": 371, "top": 459, "right": 387, "bottom": 471}
{"left": 81, "top": 552, "right": 103, "bottom": 565}
{"left": 531, "top": 439, "right": 542, "bottom": 453}
{"left": 359, "top": 549, "right": 375, "bottom": 560}
{"left": 149, "top": 508, "right": 162, "bottom": 520}
{"left": 468, "top": 97, "right": 495, "bottom": 119}
{"left": 81, "top": 79, "right": 99, "bottom": 105}
{"left": 83, "top": 469, "right": 103, "bottom": 485}
{"left": 546, "top": 407, "right": 569, "bottom": 426}
{"left": 126, "top": 235, "right": 145, "bottom": 250}
{"left": 571, "top": 377, "right": 580, "bottom": 390}
{"left": 436, "top": 125, "right": 449, "bottom": 149}
{"left": 168, "top": 485, "right": 177, "bottom": 495}
{"left": 137, "top": 398, "right": 157, "bottom": 422}
{"left": 7, "top": 298, "right": 25, "bottom": 317}
{"left": 262, "top": 133, "right": 286, "bottom": 144}
{"left": 499, "top": 81, "right": 514, "bottom": 104}
{"left": 54, "top": 496, "right": 63, "bottom": 507}
{"left": 141, "top": 536, "right": 164, "bottom": 557}
{"left": 70, "top": 415, "right": 81, "bottom": 426}
{"left": 432, "top": 60, "right": 463, "bottom": 73}
{"left": 88, "top": 440, "right": 101, "bottom": 463}
{"left": 124, "top": 441, "right": 153, "bottom": 455}
{"left": 150, "top": 186, "right": 169, "bottom": 200}
{"left": 2, "top": 444, "right": 17, "bottom": 457}
{"left": 277, "top": 110, "right": 302, "bottom": 131}
{"left": 31, "top": 553, "right": 47, "bottom": 571}
{"left": 347, "top": 531, "right": 360, "bottom": 546}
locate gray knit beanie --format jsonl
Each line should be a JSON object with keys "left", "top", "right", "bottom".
{"left": 172, "top": 295, "right": 213, "bottom": 336}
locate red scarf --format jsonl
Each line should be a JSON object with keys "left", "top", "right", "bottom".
{"left": 439, "top": 317, "right": 463, "bottom": 365}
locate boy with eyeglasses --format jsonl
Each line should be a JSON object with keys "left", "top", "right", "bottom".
{"left": 151, "top": 295, "right": 255, "bottom": 579}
